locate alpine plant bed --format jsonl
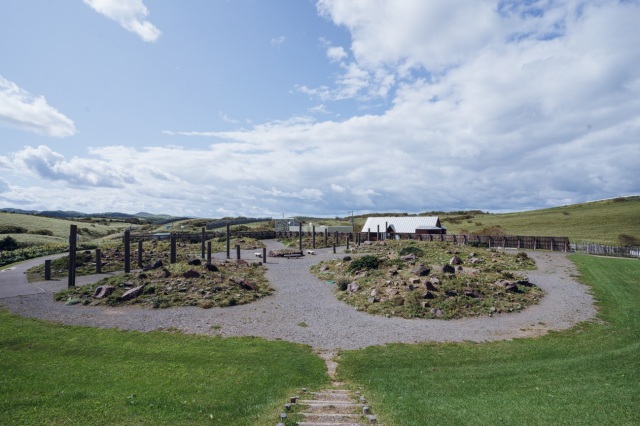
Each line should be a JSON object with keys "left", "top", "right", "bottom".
{"left": 310, "top": 240, "right": 542, "bottom": 319}
{"left": 54, "top": 258, "right": 272, "bottom": 309}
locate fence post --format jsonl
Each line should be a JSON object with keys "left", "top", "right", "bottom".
{"left": 312, "top": 225, "right": 316, "bottom": 249}
{"left": 137, "top": 240, "right": 143, "bottom": 268}
{"left": 201, "top": 227, "right": 206, "bottom": 259}
{"left": 367, "top": 228, "right": 371, "bottom": 242}
{"left": 262, "top": 247, "right": 267, "bottom": 264}
{"left": 44, "top": 259, "right": 51, "bottom": 280}
{"left": 207, "top": 241, "right": 212, "bottom": 264}
{"left": 236, "top": 244, "right": 241, "bottom": 260}
{"left": 226, "top": 222, "right": 231, "bottom": 259}
{"left": 96, "top": 248, "right": 102, "bottom": 274}
{"left": 325, "top": 228, "right": 328, "bottom": 246}
{"left": 299, "top": 223, "right": 303, "bottom": 253}
{"left": 68, "top": 225, "right": 77, "bottom": 288}
{"left": 124, "top": 229, "right": 131, "bottom": 273}
{"left": 346, "top": 235, "right": 350, "bottom": 250}
{"left": 170, "top": 233, "right": 177, "bottom": 263}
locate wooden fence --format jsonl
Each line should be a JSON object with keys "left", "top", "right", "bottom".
{"left": 572, "top": 243, "right": 640, "bottom": 259}
{"left": 129, "top": 230, "right": 569, "bottom": 252}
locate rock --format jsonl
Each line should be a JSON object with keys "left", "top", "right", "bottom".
{"left": 456, "top": 265, "right": 464, "bottom": 271}
{"left": 469, "top": 252, "right": 477, "bottom": 257}
{"left": 423, "top": 291, "right": 436, "bottom": 299}
{"left": 93, "top": 285, "right": 115, "bottom": 299}
{"left": 237, "top": 279, "right": 258, "bottom": 291}
{"left": 183, "top": 270, "right": 201, "bottom": 278}
{"left": 446, "top": 289, "right": 458, "bottom": 297}
{"left": 408, "top": 284, "right": 415, "bottom": 291}
{"left": 347, "top": 282, "right": 360, "bottom": 293}
{"left": 516, "top": 277, "right": 531, "bottom": 286}
{"left": 410, "top": 265, "right": 430, "bottom": 276}
{"left": 343, "top": 256, "right": 352, "bottom": 261}
{"left": 425, "top": 280, "right": 438, "bottom": 291}
{"left": 494, "top": 279, "right": 511, "bottom": 287}
{"left": 355, "top": 272, "right": 367, "bottom": 279}
{"left": 205, "top": 263, "right": 219, "bottom": 272}
{"left": 430, "top": 308, "right": 444, "bottom": 317}
{"left": 367, "top": 297, "right": 377, "bottom": 303}
{"left": 370, "top": 289, "right": 378, "bottom": 297}
{"left": 363, "top": 240, "right": 372, "bottom": 245}
{"left": 505, "top": 282, "right": 519, "bottom": 292}
{"left": 449, "top": 255, "right": 463, "bottom": 265}
{"left": 441, "top": 264, "right": 456, "bottom": 274}
{"left": 410, "top": 277, "right": 421, "bottom": 285}
{"left": 470, "top": 257, "right": 483, "bottom": 264}
{"left": 464, "top": 289, "right": 480, "bottom": 298}
{"left": 188, "top": 258, "right": 202, "bottom": 266}
{"left": 144, "top": 259, "right": 163, "bottom": 271}
{"left": 120, "top": 285, "right": 145, "bottom": 301}
{"left": 421, "top": 301, "right": 430, "bottom": 308}
{"left": 161, "top": 268, "right": 171, "bottom": 278}
{"left": 401, "top": 253, "right": 416, "bottom": 261}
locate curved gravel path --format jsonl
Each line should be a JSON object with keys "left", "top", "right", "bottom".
{"left": 0, "top": 241, "right": 596, "bottom": 350}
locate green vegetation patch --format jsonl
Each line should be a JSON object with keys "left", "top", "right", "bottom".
{"left": 0, "top": 309, "right": 327, "bottom": 425}
{"left": 337, "top": 255, "right": 640, "bottom": 425}
{"left": 54, "top": 259, "right": 273, "bottom": 309}
{"left": 311, "top": 240, "right": 539, "bottom": 319}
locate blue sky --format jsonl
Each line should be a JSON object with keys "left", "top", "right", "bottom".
{"left": 1, "top": 0, "right": 639, "bottom": 218}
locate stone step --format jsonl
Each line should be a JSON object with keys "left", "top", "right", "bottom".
{"left": 311, "top": 391, "right": 353, "bottom": 401}
{"left": 299, "top": 412, "right": 363, "bottom": 423}
{"left": 297, "top": 423, "right": 366, "bottom": 426}
{"left": 301, "top": 402, "right": 364, "bottom": 414}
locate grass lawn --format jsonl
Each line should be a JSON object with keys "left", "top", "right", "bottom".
{"left": 0, "top": 315, "right": 327, "bottom": 425}
{"left": 338, "top": 255, "right": 640, "bottom": 425}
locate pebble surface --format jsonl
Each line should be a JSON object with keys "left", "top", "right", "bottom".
{"left": 0, "top": 240, "right": 597, "bottom": 350}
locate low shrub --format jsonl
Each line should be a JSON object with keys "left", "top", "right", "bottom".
{"left": 348, "top": 255, "right": 379, "bottom": 273}
{"left": 398, "top": 245, "right": 424, "bottom": 257}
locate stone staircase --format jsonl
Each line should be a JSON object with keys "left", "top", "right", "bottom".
{"left": 276, "top": 384, "right": 379, "bottom": 426}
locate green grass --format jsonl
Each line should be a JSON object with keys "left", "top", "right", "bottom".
{"left": 439, "top": 196, "right": 640, "bottom": 245}
{"left": 0, "top": 313, "right": 327, "bottom": 425}
{"left": 337, "top": 255, "right": 640, "bottom": 425}
{"left": 0, "top": 212, "right": 132, "bottom": 245}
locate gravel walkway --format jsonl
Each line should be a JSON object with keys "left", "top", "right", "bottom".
{"left": 0, "top": 241, "right": 596, "bottom": 350}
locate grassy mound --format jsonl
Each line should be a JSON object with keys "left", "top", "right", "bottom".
{"left": 311, "top": 240, "right": 540, "bottom": 319}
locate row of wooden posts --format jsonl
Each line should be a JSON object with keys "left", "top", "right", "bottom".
{"left": 58, "top": 223, "right": 569, "bottom": 288}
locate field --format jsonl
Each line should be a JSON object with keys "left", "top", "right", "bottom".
{"left": 0, "top": 315, "right": 327, "bottom": 425}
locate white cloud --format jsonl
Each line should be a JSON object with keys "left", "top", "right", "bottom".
{"left": 326, "top": 45, "right": 347, "bottom": 62}
{"left": 0, "top": 75, "right": 76, "bottom": 138}
{"left": 83, "top": 0, "right": 161, "bottom": 42}
{"left": 271, "top": 35, "right": 286, "bottom": 47}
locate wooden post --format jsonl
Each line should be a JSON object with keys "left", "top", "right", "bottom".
{"left": 207, "top": 241, "right": 212, "bottom": 264}
{"left": 299, "top": 223, "right": 303, "bottom": 252}
{"left": 335, "top": 231, "right": 339, "bottom": 246}
{"left": 377, "top": 225, "right": 380, "bottom": 241}
{"left": 226, "top": 222, "right": 231, "bottom": 259}
{"left": 333, "top": 241, "right": 336, "bottom": 253}
{"left": 201, "top": 227, "right": 206, "bottom": 259}
{"left": 312, "top": 225, "right": 316, "bottom": 249}
{"left": 324, "top": 228, "right": 328, "bottom": 247}
{"left": 236, "top": 244, "right": 241, "bottom": 260}
{"left": 137, "top": 240, "right": 143, "bottom": 268}
{"left": 68, "top": 225, "right": 77, "bottom": 288}
{"left": 44, "top": 259, "right": 51, "bottom": 280}
{"left": 170, "top": 233, "right": 177, "bottom": 263}
{"left": 346, "top": 235, "right": 350, "bottom": 250}
{"left": 368, "top": 228, "right": 371, "bottom": 242}
{"left": 124, "top": 229, "right": 131, "bottom": 273}
{"left": 262, "top": 247, "right": 267, "bottom": 264}
{"left": 96, "top": 248, "right": 102, "bottom": 274}
{"left": 384, "top": 222, "right": 388, "bottom": 240}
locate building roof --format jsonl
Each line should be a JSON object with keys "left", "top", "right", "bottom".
{"left": 361, "top": 216, "right": 444, "bottom": 233}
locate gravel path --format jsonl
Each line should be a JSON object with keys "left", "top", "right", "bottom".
{"left": 0, "top": 241, "right": 596, "bottom": 350}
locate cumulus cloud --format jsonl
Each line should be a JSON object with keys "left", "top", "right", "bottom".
{"left": 326, "top": 45, "right": 347, "bottom": 62}
{"left": 0, "top": 75, "right": 76, "bottom": 137}
{"left": 83, "top": 0, "right": 161, "bottom": 42}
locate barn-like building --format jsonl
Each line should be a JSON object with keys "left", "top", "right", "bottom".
{"left": 361, "top": 216, "right": 446, "bottom": 240}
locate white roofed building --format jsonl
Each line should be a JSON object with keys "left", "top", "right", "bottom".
{"left": 361, "top": 216, "right": 446, "bottom": 240}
